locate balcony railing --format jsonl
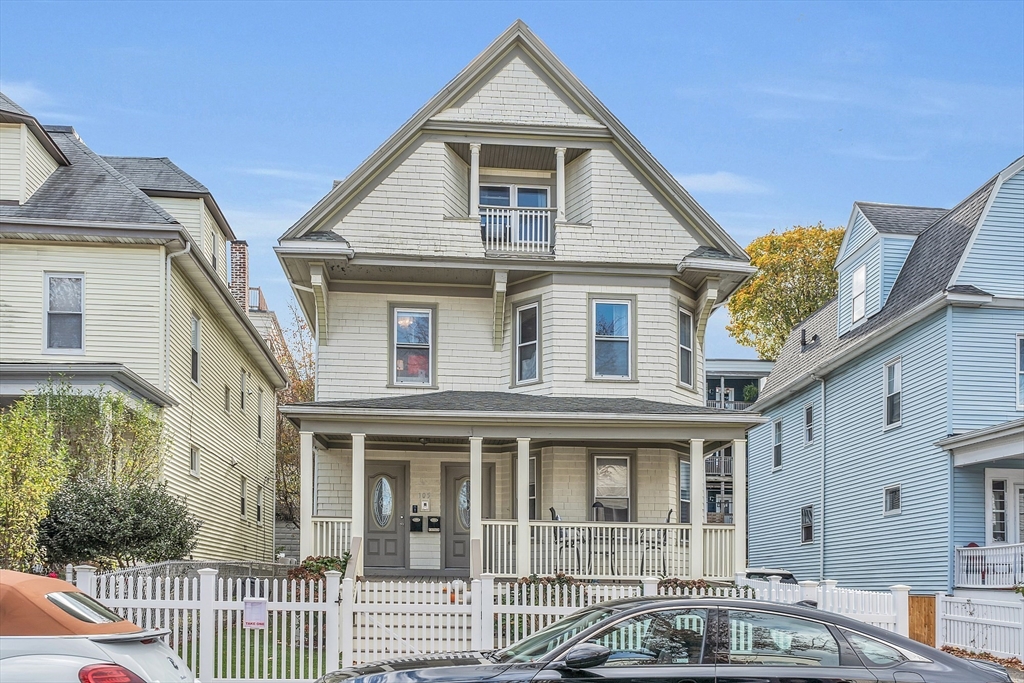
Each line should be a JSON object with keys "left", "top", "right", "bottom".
{"left": 311, "top": 517, "right": 352, "bottom": 558}
{"left": 705, "top": 454, "right": 733, "bottom": 477}
{"left": 706, "top": 399, "right": 755, "bottom": 411}
{"left": 480, "top": 206, "right": 555, "bottom": 254}
{"left": 955, "top": 543, "right": 1024, "bottom": 588}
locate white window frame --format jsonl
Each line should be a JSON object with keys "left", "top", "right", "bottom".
{"left": 800, "top": 505, "right": 814, "bottom": 544}
{"left": 240, "top": 477, "right": 248, "bottom": 519}
{"left": 852, "top": 265, "right": 866, "bottom": 323}
{"left": 190, "top": 314, "right": 201, "bottom": 385}
{"left": 479, "top": 183, "right": 551, "bottom": 209}
{"left": 884, "top": 358, "right": 902, "bottom": 430}
{"left": 591, "top": 298, "right": 632, "bottom": 380}
{"left": 593, "top": 454, "right": 631, "bottom": 522}
{"left": 189, "top": 446, "right": 200, "bottom": 478}
{"left": 679, "top": 308, "right": 694, "bottom": 388}
{"left": 239, "top": 370, "right": 247, "bottom": 411}
{"left": 393, "top": 307, "right": 434, "bottom": 386}
{"left": 515, "top": 302, "right": 540, "bottom": 385}
{"left": 773, "top": 420, "right": 783, "bottom": 470}
{"left": 44, "top": 272, "right": 85, "bottom": 354}
{"left": 257, "top": 389, "right": 264, "bottom": 440}
{"left": 256, "top": 485, "right": 264, "bottom": 524}
{"left": 883, "top": 484, "right": 902, "bottom": 516}
{"left": 1016, "top": 335, "right": 1024, "bottom": 410}
{"left": 804, "top": 404, "right": 814, "bottom": 444}
{"left": 992, "top": 480, "right": 1007, "bottom": 543}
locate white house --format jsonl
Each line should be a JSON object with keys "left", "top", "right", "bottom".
{"left": 278, "top": 22, "right": 764, "bottom": 579}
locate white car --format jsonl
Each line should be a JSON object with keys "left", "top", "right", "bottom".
{"left": 0, "top": 570, "right": 194, "bottom": 683}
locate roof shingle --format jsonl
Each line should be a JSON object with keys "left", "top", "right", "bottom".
{"left": 855, "top": 202, "right": 948, "bottom": 236}
{"left": 102, "top": 156, "right": 209, "bottom": 195}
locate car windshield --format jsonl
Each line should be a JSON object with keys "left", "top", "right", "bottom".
{"left": 46, "top": 592, "right": 123, "bottom": 624}
{"left": 493, "top": 605, "right": 622, "bottom": 663}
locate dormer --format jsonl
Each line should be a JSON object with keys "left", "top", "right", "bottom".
{"left": 835, "top": 202, "right": 947, "bottom": 336}
{"left": 0, "top": 93, "right": 69, "bottom": 205}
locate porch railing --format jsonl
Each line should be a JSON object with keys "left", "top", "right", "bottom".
{"left": 706, "top": 399, "right": 755, "bottom": 411}
{"left": 955, "top": 543, "right": 1024, "bottom": 588}
{"left": 311, "top": 516, "right": 352, "bottom": 558}
{"left": 702, "top": 526, "right": 735, "bottom": 580}
{"left": 705, "top": 454, "right": 733, "bottom": 477}
{"left": 480, "top": 206, "right": 555, "bottom": 254}
{"left": 482, "top": 520, "right": 518, "bottom": 576}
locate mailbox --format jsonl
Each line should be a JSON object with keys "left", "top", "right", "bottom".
{"left": 427, "top": 516, "right": 441, "bottom": 532}
{"left": 410, "top": 515, "right": 424, "bottom": 532}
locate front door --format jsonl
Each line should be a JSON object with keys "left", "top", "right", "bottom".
{"left": 443, "top": 463, "right": 494, "bottom": 570}
{"left": 365, "top": 462, "right": 407, "bottom": 569}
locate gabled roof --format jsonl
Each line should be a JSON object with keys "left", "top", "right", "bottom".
{"left": 279, "top": 20, "right": 747, "bottom": 261}
{"left": 854, "top": 202, "right": 948, "bottom": 236}
{"left": 0, "top": 92, "right": 69, "bottom": 166}
{"left": 0, "top": 91, "right": 31, "bottom": 117}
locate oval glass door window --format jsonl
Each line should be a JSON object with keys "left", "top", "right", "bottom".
{"left": 372, "top": 477, "right": 394, "bottom": 529}
{"left": 457, "top": 479, "right": 471, "bottom": 531}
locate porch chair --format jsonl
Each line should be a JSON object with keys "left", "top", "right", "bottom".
{"left": 639, "top": 509, "right": 674, "bottom": 577}
{"left": 549, "top": 507, "right": 583, "bottom": 573}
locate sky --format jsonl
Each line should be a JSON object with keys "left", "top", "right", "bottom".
{"left": 2, "top": 1, "right": 1022, "bottom": 359}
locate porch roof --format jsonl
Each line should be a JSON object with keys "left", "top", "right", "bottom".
{"left": 938, "top": 418, "right": 1024, "bottom": 468}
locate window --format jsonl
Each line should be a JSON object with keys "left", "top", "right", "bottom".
{"left": 679, "top": 459, "right": 691, "bottom": 524}
{"left": 189, "top": 446, "right": 200, "bottom": 477}
{"left": 592, "top": 299, "right": 631, "bottom": 379}
{"left": 773, "top": 421, "right": 783, "bottom": 469}
{"left": 883, "top": 484, "right": 901, "bottom": 516}
{"left": 843, "top": 630, "right": 906, "bottom": 667}
{"left": 1017, "top": 335, "right": 1024, "bottom": 409}
{"left": 393, "top": 308, "right": 432, "bottom": 385}
{"left": 240, "top": 477, "right": 248, "bottom": 518}
{"left": 852, "top": 265, "right": 866, "bottom": 323}
{"left": 479, "top": 185, "right": 551, "bottom": 246}
{"left": 516, "top": 303, "right": 539, "bottom": 384}
{"left": 679, "top": 309, "right": 693, "bottom": 386}
{"left": 190, "top": 315, "right": 201, "bottom": 384}
{"left": 239, "top": 370, "right": 247, "bottom": 411}
{"left": 801, "top": 505, "right": 813, "bottom": 543}
{"left": 256, "top": 485, "right": 263, "bottom": 523}
{"left": 727, "top": 609, "right": 840, "bottom": 666}
{"left": 594, "top": 455, "right": 630, "bottom": 522}
{"left": 884, "top": 359, "right": 901, "bottom": 427}
{"left": 46, "top": 592, "right": 122, "bottom": 624}
{"left": 992, "top": 480, "right": 1007, "bottom": 542}
{"left": 223, "top": 386, "right": 231, "bottom": 413}
{"left": 210, "top": 232, "right": 217, "bottom": 271}
{"left": 257, "top": 389, "right": 264, "bottom": 440}
{"left": 804, "top": 404, "right": 814, "bottom": 444}
{"left": 586, "top": 608, "right": 708, "bottom": 666}
{"left": 46, "top": 273, "right": 84, "bottom": 351}
{"left": 480, "top": 184, "right": 550, "bottom": 209}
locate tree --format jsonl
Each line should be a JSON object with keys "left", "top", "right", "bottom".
{"left": 0, "top": 402, "right": 68, "bottom": 570}
{"left": 37, "top": 476, "right": 201, "bottom": 569}
{"left": 275, "top": 304, "right": 316, "bottom": 526}
{"left": 726, "top": 223, "right": 845, "bottom": 360}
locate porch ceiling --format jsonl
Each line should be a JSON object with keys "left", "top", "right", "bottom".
{"left": 447, "top": 142, "right": 586, "bottom": 170}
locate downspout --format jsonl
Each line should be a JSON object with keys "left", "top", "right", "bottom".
{"left": 165, "top": 242, "right": 192, "bottom": 392}
{"left": 813, "top": 374, "right": 826, "bottom": 581}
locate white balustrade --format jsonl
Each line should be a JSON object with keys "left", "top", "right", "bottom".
{"left": 955, "top": 543, "right": 1024, "bottom": 588}
{"left": 480, "top": 207, "right": 555, "bottom": 254}
{"left": 482, "top": 520, "right": 517, "bottom": 576}
{"left": 311, "top": 517, "right": 353, "bottom": 558}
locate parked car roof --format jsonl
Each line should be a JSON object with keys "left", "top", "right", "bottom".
{"left": 0, "top": 570, "right": 140, "bottom": 637}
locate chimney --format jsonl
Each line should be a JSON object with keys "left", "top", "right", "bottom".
{"left": 230, "top": 240, "right": 249, "bottom": 310}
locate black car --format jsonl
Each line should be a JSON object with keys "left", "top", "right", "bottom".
{"left": 319, "top": 596, "right": 1010, "bottom": 683}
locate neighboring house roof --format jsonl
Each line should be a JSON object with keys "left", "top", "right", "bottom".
{"left": 0, "top": 92, "right": 70, "bottom": 166}
{"left": 757, "top": 172, "right": 1001, "bottom": 407}
{"left": 854, "top": 202, "right": 948, "bottom": 236}
{"left": 705, "top": 358, "right": 775, "bottom": 378}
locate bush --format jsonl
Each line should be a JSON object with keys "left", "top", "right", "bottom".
{"left": 288, "top": 554, "right": 349, "bottom": 582}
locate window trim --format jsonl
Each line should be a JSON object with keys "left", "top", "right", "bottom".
{"left": 883, "top": 357, "right": 902, "bottom": 430}
{"left": 239, "top": 369, "right": 247, "bottom": 412}
{"left": 679, "top": 456, "right": 691, "bottom": 524}
{"left": 800, "top": 505, "right": 814, "bottom": 544}
{"left": 678, "top": 307, "right": 694, "bottom": 388}
{"left": 883, "top": 484, "right": 902, "bottom": 517}
{"left": 189, "top": 445, "right": 200, "bottom": 478}
{"left": 1016, "top": 335, "right": 1024, "bottom": 410}
{"left": 43, "top": 272, "right": 85, "bottom": 354}
{"left": 588, "top": 295, "right": 636, "bottom": 382}
{"left": 240, "top": 477, "right": 248, "bottom": 519}
{"left": 772, "top": 420, "right": 783, "bottom": 470}
{"left": 590, "top": 451, "right": 635, "bottom": 522}
{"left": 388, "top": 303, "right": 438, "bottom": 388}
{"left": 223, "top": 386, "right": 231, "bottom": 414}
{"left": 852, "top": 264, "right": 866, "bottom": 324}
{"left": 991, "top": 479, "right": 1007, "bottom": 543}
{"left": 257, "top": 388, "right": 264, "bottom": 441}
{"left": 804, "top": 403, "right": 814, "bottom": 445}
{"left": 190, "top": 313, "right": 201, "bottom": 386}
{"left": 513, "top": 299, "right": 542, "bottom": 386}
{"left": 256, "top": 485, "right": 264, "bottom": 524}
{"left": 478, "top": 183, "right": 552, "bottom": 209}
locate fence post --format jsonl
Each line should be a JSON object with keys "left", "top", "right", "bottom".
{"left": 470, "top": 578, "right": 482, "bottom": 650}
{"left": 325, "top": 571, "right": 342, "bottom": 673}
{"left": 934, "top": 592, "right": 945, "bottom": 650}
{"left": 74, "top": 565, "right": 96, "bottom": 598}
{"left": 799, "top": 580, "right": 818, "bottom": 603}
{"left": 820, "top": 579, "right": 837, "bottom": 611}
{"left": 480, "top": 573, "right": 495, "bottom": 650}
{"left": 198, "top": 568, "right": 217, "bottom": 683}
{"left": 641, "top": 577, "right": 660, "bottom": 597}
{"left": 341, "top": 577, "right": 354, "bottom": 667}
{"left": 65, "top": 564, "right": 74, "bottom": 583}
{"left": 768, "top": 575, "right": 782, "bottom": 602}
{"left": 890, "top": 584, "right": 910, "bottom": 637}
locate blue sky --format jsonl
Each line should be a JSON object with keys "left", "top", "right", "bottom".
{"left": 3, "top": 1, "right": 1022, "bottom": 359}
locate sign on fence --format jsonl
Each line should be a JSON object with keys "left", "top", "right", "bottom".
{"left": 243, "top": 597, "right": 268, "bottom": 629}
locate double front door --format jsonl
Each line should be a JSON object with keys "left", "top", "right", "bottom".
{"left": 443, "top": 463, "right": 494, "bottom": 570}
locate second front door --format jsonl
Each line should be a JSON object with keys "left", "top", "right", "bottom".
{"left": 365, "top": 462, "right": 407, "bottom": 569}
{"left": 443, "top": 463, "right": 494, "bottom": 570}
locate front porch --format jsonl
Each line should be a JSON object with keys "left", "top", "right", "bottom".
{"left": 285, "top": 391, "right": 762, "bottom": 582}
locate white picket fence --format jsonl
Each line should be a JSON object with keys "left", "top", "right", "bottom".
{"left": 937, "top": 594, "right": 1024, "bottom": 660}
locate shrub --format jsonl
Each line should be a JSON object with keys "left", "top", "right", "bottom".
{"left": 288, "top": 554, "right": 349, "bottom": 582}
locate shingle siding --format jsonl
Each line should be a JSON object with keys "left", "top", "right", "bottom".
{"left": 565, "top": 151, "right": 592, "bottom": 225}
{"left": 441, "top": 145, "right": 469, "bottom": 218}
{"left": 956, "top": 169, "right": 1024, "bottom": 298}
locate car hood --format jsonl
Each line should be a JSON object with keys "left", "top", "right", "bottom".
{"left": 318, "top": 651, "right": 530, "bottom": 682}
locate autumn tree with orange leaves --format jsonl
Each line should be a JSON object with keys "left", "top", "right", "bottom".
{"left": 726, "top": 223, "right": 845, "bottom": 360}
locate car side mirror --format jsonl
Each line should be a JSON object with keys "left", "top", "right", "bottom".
{"left": 562, "top": 643, "right": 611, "bottom": 670}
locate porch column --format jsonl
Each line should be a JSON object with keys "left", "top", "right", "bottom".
{"left": 554, "top": 147, "right": 566, "bottom": 222}
{"left": 351, "top": 433, "right": 366, "bottom": 576}
{"left": 732, "top": 439, "right": 748, "bottom": 574}
{"left": 469, "top": 143, "right": 481, "bottom": 219}
{"left": 516, "top": 437, "right": 531, "bottom": 577}
{"left": 299, "top": 430, "right": 314, "bottom": 560}
{"left": 470, "top": 436, "right": 483, "bottom": 578}
{"left": 690, "top": 438, "right": 705, "bottom": 579}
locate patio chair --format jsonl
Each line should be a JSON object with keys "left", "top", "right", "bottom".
{"left": 639, "top": 509, "right": 674, "bottom": 577}
{"left": 549, "top": 507, "right": 582, "bottom": 573}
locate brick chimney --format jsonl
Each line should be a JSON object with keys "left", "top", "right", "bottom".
{"left": 229, "top": 240, "right": 248, "bottom": 310}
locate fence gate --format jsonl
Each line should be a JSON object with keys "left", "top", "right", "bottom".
{"left": 908, "top": 595, "right": 935, "bottom": 647}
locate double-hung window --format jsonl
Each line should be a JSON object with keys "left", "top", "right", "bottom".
{"left": 256, "top": 485, "right": 264, "bottom": 524}
{"left": 679, "top": 309, "right": 693, "bottom": 387}
{"left": 801, "top": 505, "right": 814, "bottom": 543}
{"left": 515, "top": 302, "right": 539, "bottom": 384}
{"left": 852, "top": 265, "right": 866, "bottom": 323}
{"left": 240, "top": 477, "right": 248, "bottom": 518}
{"left": 592, "top": 299, "right": 631, "bottom": 379}
{"left": 883, "top": 484, "right": 901, "bottom": 516}
{"left": 884, "top": 358, "right": 902, "bottom": 428}
{"left": 46, "top": 273, "right": 84, "bottom": 351}
{"left": 773, "top": 421, "right": 783, "bottom": 469}
{"left": 992, "top": 480, "right": 1007, "bottom": 542}
{"left": 594, "top": 455, "right": 630, "bottom": 522}
{"left": 679, "top": 459, "right": 691, "bottom": 524}
{"left": 804, "top": 404, "right": 814, "bottom": 444}
{"left": 189, "top": 446, "right": 200, "bottom": 477}
{"left": 190, "top": 315, "right": 201, "bottom": 384}
{"left": 393, "top": 308, "right": 432, "bottom": 385}
{"left": 257, "top": 389, "right": 264, "bottom": 440}
{"left": 1016, "top": 335, "right": 1024, "bottom": 409}
{"left": 239, "top": 370, "right": 247, "bottom": 411}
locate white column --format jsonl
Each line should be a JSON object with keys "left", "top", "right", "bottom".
{"left": 469, "top": 143, "right": 481, "bottom": 219}
{"left": 732, "top": 439, "right": 747, "bottom": 574}
{"left": 689, "top": 438, "right": 705, "bottom": 579}
{"left": 516, "top": 437, "right": 531, "bottom": 577}
{"left": 299, "top": 430, "right": 314, "bottom": 560}
{"left": 554, "top": 147, "right": 566, "bottom": 223}
{"left": 470, "top": 436, "right": 483, "bottom": 578}
{"left": 351, "top": 433, "right": 366, "bottom": 576}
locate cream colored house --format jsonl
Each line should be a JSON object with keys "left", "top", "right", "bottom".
{"left": 0, "top": 92, "right": 288, "bottom": 561}
{"left": 278, "top": 22, "right": 764, "bottom": 579}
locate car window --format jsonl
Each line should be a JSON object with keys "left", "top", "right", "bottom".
{"left": 46, "top": 591, "right": 123, "bottom": 624}
{"left": 585, "top": 608, "right": 707, "bottom": 666}
{"left": 727, "top": 610, "right": 839, "bottom": 666}
{"left": 496, "top": 605, "right": 622, "bottom": 662}
{"left": 844, "top": 630, "right": 906, "bottom": 667}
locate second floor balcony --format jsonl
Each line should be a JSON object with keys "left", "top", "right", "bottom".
{"left": 480, "top": 205, "right": 556, "bottom": 254}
